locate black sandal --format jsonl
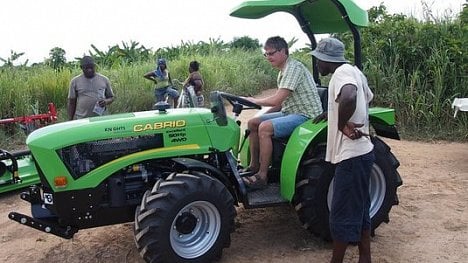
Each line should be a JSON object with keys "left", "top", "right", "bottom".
{"left": 242, "top": 174, "right": 267, "bottom": 190}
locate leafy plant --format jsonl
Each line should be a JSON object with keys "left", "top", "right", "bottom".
{"left": 0, "top": 50, "right": 28, "bottom": 67}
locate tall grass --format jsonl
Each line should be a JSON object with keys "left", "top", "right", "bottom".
{"left": 0, "top": 66, "right": 71, "bottom": 118}
{"left": 103, "top": 48, "right": 277, "bottom": 114}
{"left": 360, "top": 6, "right": 468, "bottom": 140}
{"left": 0, "top": 48, "right": 276, "bottom": 122}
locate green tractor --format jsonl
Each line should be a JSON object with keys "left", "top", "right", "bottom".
{"left": 7, "top": 0, "right": 402, "bottom": 262}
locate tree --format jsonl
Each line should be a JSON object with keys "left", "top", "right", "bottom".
{"left": 47, "top": 47, "right": 67, "bottom": 70}
{"left": 229, "top": 36, "right": 261, "bottom": 50}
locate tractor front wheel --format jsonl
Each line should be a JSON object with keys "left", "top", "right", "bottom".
{"left": 134, "top": 173, "right": 236, "bottom": 263}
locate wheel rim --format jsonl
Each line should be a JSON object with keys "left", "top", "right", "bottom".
{"left": 170, "top": 201, "right": 221, "bottom": 259}
{"left": 327, "top": 164, "right": 386, "bottom": 218}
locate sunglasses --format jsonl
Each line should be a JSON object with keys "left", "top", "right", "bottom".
{"left": 263, "top": 49, "right": 280, "bottom": 57}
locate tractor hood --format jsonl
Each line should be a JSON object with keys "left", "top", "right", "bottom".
{"left": 26, "top": 108, "right": 220, "bottom": 150}
{"left": 230, "top": 0, "right": 368, "bottom": 34}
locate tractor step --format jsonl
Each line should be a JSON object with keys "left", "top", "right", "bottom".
{"left": 245, "top": 183, "right": 288, "bottom": 208}
{"left": 8, "top": 212, "right": 77, "bottom": 239}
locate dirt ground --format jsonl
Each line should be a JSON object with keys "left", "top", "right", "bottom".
{"left": 1, "top": 91, "right": 467, "bottom": 262}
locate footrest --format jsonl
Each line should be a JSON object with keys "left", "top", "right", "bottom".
{"left": 246, "top": 183, "right": 288, "bottom": 208}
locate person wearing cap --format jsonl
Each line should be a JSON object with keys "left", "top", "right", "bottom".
{"left": 311, "top": 37, "right": 375, "bottom": 263}
{"left": 144, "top": 58, "right": 179, "bottom": 107}
{"left": 241, "top": 36, "right": 323, "bottom": 190}
{"left": 67, "top": 55, "right": 114, "bottom": 120}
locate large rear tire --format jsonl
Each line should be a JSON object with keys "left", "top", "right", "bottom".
{"left": 294, "top": 137, "right": 401, "bottom": 240}
{"left": 134, "top": 173, "right": 236, "bottom": 263}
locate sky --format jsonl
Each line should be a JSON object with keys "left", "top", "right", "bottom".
{"left": 0, "top": 0, "right": 465, "bottom": 65}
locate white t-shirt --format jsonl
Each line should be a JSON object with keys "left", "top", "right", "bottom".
{"left": 325, "top": 64, "right": 374, "bottom": 164}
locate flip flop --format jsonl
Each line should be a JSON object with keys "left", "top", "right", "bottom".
{"left": 242, "top": 174, "right": 267, "bottom": 191}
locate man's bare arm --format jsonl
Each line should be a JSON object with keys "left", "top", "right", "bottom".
{"left": 67, "top": 98, "right": 77, "bottom": 120}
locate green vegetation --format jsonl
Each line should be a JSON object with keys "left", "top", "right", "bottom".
{"left": 1, "top": 4, "right": 467, "bottom": 145}
{"left": 362, "top": 4, "right": 467, "bottom": 140}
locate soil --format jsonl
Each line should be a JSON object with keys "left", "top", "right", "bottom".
{"left": 1, "top": 90, "right": 467, "bottom": 263}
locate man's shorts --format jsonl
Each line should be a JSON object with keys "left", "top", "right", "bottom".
{"left": 259, "top": 112, "right": 309, "bottom": 138}
{"left": 155, "top": 86, "right": 179, "bottom": 102}
{"left": 329, "top": 150, "right": 375, "bottom": 243}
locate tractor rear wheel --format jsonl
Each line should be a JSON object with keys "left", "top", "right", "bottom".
{"left": 134, "top": 173, "right": 236, "bottom": 263}
{"left": 294, "top": 137, "right": 401, "bottom": 240}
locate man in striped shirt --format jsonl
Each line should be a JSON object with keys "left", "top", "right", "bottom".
{"left": 242, "top": 36, "right": 323, "bottom": 190}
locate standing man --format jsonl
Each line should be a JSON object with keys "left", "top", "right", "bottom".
{"left": 242, "top": 36, "right": 323, "bottom": 190}
{"left": 311, "top": 37, "right": 375, "bottom": 263}
{"left": 67, "top": 56, "right": 114, "bottom": 120}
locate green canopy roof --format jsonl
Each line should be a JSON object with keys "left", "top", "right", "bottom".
{"left": 230, "top": 0, "right": 368, "bottom": 34}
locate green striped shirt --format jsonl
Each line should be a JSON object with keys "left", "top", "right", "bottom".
{"left": 277, "top": 58, "right": 322, "bottom": 118}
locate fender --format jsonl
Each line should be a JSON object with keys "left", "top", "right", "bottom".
{"left": 280, "top": 107, "right": 399, "bottom": 201}
{"left": 280, "top": 121, "right": 327, "bottom": 201}
{"left": 369, "top": 107, "right": 400, "bottom": 140}
{"left": 171, "top": 156, "right": 239, "bottom": 203}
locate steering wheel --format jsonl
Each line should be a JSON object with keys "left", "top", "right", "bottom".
{"left": 210, "top": 91, "right": 262, "bottom": 126}
{"left": 218, "top": 92, "right": 261, "bottom": 109}
{"left": 218, "top": 92, "right": 261, "bottom": 116}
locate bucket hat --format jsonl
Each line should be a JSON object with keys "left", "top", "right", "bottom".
{"left": 311, "top": 38, "right": 349, "bottom": 63}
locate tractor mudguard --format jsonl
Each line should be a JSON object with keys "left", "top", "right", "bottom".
{"left": 369, "top": 107, "right": 400, "bottom": 140}
{"left": 172, "top": 156, "right": 238, "bottom": 202}
{"left": 280, "top": 121, "right": 327, "bottom": 201}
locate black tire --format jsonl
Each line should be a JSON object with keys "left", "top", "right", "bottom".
{"left": 134, "top": 173, "right": 236, "bottom": 263}
{"left": 293, "top": 136, "right": 401, "bottom": 240}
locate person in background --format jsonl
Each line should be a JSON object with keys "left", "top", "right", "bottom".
{"left": 311, "top": 37, "right": 375, "bottom": 263}
{"left": 241, "top": 36, "right": 323, "bottom": 190}
{"left": 144, "top": 58, "right": 179, "bottom": 107}
{"left": 67, "top": 56, "right": 114, "bottom": 120}
{"left": 183, "top": 60, "right": 204, "bottom": 107}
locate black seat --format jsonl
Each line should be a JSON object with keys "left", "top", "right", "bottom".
{"left": 316, "top": 86, "right": 328, "bottom": 112}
